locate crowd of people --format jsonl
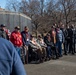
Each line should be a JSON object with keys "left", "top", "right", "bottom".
{"left": 0, "top": 23, "right": 76, "bottom": 64}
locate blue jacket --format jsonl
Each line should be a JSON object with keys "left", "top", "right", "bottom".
{"left": 0, "top": 38, "right": 26, "bottom": 75}
{"left": 56, "top": 29, "right": 64, "bottom": 42}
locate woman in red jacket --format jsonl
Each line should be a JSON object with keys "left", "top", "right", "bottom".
{"left": 10, "top": 26, "right": 23, "bottom": 57}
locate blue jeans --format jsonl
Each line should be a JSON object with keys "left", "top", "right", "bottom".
{"left": 15, "top": 46, "right": 21, "bottom": 57}
{"left": 56, "top": 41, "right": 62, "bottom": 56}
{"left": 46, "top": 46, "right": 51, "bottom": 58}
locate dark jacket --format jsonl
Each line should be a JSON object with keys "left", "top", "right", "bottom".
{"left": 56, "top": 29, "right": 64, "bottom": 42}
{"left": 0, "top": 38, "right": 26, "bottom": 75}
{"left": 71, "top": 28, "right": 76, "bottom": 43}
{"left": 44, "top": 38, "right": 54, "bottom": 46}
{"left": 21, "top": 31, "right": 30, "bottom": 46}
{"left": 0, "top": 29, "right": 7, "bottom": 39}
{"left": 66, "top": 28, "right": 73, "bottom": 40}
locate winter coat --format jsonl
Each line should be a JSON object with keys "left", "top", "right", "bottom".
{"left": 10, "top": 31, "right": 23, "bottom": 47}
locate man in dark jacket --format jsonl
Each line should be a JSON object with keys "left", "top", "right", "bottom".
{"left": 44, "top": 33, "right": 53, "bottom": 59}
{"left": 21, "top": 26, "right": 31, "bottom": 64}
{"left": 0, "top": 24, "right": 7, "bottom": 39}
{"left": 21, "top": 26, "right": 30, "bottom": 46}
{"left": 71, "top": 25, "right": 76, "bottom": 54}
{"left": 0, "top": 38, "right": 26, "bottom": 75}
{"left": 66, "top": 25, "right": 74, "bottom": 54}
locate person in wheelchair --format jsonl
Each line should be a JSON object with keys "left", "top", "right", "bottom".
{"left": 28, "top": 35, "right": 43, "bottom": 63}
{"left": 37, "top": 35, "right": 47, "bottom": 61}
{"left": 44, "top": 33, "right": 59, "bottom": 60}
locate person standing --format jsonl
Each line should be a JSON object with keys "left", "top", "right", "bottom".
{"left": 0, "top": 24, "right": 8, "bottom": 39}
{"left": 60, "top": 24, "right": 68, "bottom": 55}
{"left": 21, "top": 26, "right": 31, "bottom": 63}
{"left": 10, "top": 26, "right": 23, "bottom": 57}
{"left": 56, "top": 26, "right": 63, "bottom": 57}
{"left": 66, "top": 25, "right": 74, "bottom": 54}
{"left": 21, "top": 26, "right": 31, "bottom": 46}
{"left": 70, "top": 25, "right": 75, "bottom": 54}
{"left": 50, "top": 26, "right": 59, "bottom": 59}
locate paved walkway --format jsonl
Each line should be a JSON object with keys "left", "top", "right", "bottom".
{"left": 24, "top": 54, "right": 76, "bottom": 75}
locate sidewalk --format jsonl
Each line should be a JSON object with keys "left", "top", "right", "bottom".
{"left": 24, "top": 54, "right": 76, "bottom": 75}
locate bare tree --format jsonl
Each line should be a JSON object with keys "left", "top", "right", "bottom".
{"left": 5, "top": 0, "right": 76, "bottom": 34}
{"left": 6, "top": 0, "right": 20, "bottom": 12}
{"left": 57, "top": 0, "right": 76, "bottom": 26}
{"left": 20, "top": 0, "right": 48, "bottom": 35}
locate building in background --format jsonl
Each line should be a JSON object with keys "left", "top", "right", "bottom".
{"left": 0, "top": 8, "right": 32, "bottom": 33}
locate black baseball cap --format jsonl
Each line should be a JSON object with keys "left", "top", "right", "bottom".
{"left": 15, "top": 26, "right": 20, "bottom": 30}
{"left": 0, "top": 24, "right": 6, "bottom": 27}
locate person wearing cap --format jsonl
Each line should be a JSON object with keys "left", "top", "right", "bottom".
{"left": 21, "top": 26, "right": 31, "bottom": 63}
{"left": 21, "top": 26, "right": 31, "bottom": 46}
{"left": 10, "top": 26, "right": 23, "bottom": 57}
{"left": 0, "top": 38, "right": 26, "bottom": 75}
{"left": 0, "top": 24, "right": 8, "bottom": 39}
